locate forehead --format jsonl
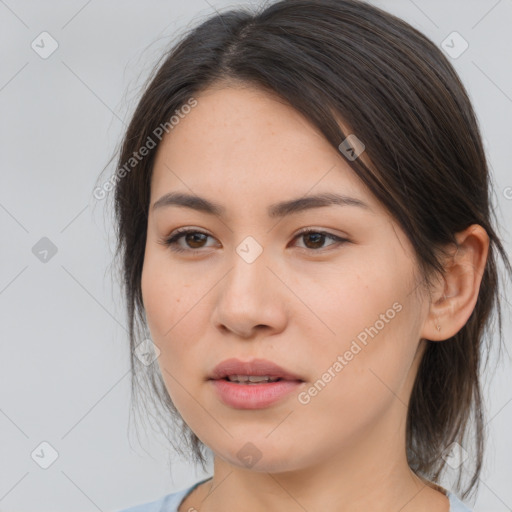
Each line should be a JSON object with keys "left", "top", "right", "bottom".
{"left": 156, "top": 84, "right": 332, "bottom": 161}
{"left": 150, "top": 85, "right": 379, "bottom": 215}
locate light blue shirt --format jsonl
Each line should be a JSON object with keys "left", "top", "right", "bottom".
{"left": 117, "top": 477, "right": 473, "bottom": 512}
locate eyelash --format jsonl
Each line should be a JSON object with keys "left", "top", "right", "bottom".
{"left": 158, "top": 227, "right": 349, "bottom": 255}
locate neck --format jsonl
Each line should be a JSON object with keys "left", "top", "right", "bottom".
{"left": 181, "top": 403, "right": 449, "bottom": 512}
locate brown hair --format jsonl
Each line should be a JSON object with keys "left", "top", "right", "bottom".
{"left": 98, "top": 0, "right": 511, "bottom": 499}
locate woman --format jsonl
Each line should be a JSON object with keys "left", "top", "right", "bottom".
{"left": 106, "top": 0, "right": 511, "bottom": 510}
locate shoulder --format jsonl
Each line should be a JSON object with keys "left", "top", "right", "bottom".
{"left": 116, "top": 480, "right": 472, "bottom": 512}
{"left": 447, "top": 491, "right": 473, "bottom": 512}
{"left": 116, "top": 478, "right": 212, "bottom": 512}
{"left": 115, "top": 489, "right": 187, "bottom": 512}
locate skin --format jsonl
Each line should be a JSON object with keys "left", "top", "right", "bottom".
{"left": 140, "top": 83, "right": 489, "bottom": 512}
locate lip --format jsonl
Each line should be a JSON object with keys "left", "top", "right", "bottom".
{"left": 208, "top": 358, "right": 305, "bottom": 410}
{"left": 209, "top": 358, "right": 304, "bottom": 381}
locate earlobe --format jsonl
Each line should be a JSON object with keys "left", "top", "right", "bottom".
{"left": 421, "top": 224, "right": 489, "bottom": 342}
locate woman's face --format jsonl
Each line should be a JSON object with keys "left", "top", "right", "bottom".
{"left": 141, "top": 84, "right": 431, "bottom": 472}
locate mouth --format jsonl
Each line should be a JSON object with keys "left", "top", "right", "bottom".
{"left": 208, "top": 358, "right": 305, "bottom": 409}
{"left": 208, "top": 357, "right": 305, "bottom": 383}
{"left": 221, "top": 375, "right": 286, "bottom": 384}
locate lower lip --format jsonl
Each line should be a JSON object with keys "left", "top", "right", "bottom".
{"left": 210, "top": 379, "right": 304, "bottom": 409}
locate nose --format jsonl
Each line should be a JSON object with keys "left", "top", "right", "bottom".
{"left": 211, "top": 247, "right": 287, "bottom": 338}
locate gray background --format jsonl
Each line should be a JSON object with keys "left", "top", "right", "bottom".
{"left": 0, "top": 1, "right": 511, "bottom": 511}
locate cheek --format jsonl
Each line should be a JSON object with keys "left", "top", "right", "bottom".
{"left": 302, "top": 252, "right": 420, "bottom": 408}
{"left": 141, "top": 262, "right": 195, "bottom": 405}
{"left": 299, "top": 251, "right": 411, "bottom": 354}
{"left": 141, "top": 259, "right": 171, "bottom": 337}
{"left": 291, "top": 310, "right": 419, "bottom": 458}
{"left": 140, "top": 252, "right": 209, "bottom": 380}
{"left": 141, "top": 250, "right": 193, "bottom": 338}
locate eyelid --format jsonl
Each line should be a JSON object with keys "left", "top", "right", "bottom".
{"left": 157, "top": 227, "right": 215, "bottom": 252}
{"left": 158, "top": 226, "right": 350, "bottom": 255}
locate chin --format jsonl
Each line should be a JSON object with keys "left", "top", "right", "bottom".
{"left": 212, "top": 439, "right": 309, "bottom": 474}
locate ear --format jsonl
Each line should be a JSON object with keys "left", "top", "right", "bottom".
{"left": 421, "top": 224, "right": 490, "bottom": 342}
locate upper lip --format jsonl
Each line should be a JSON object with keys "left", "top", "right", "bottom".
{"left": 209, "top": 358, "right": 304, "bottom": 381}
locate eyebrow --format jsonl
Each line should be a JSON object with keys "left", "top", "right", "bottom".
{"left": 151, "top": 191, "right": 373, "bottom": 218}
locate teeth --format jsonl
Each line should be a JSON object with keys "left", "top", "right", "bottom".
{"left": 226, "top": 375, "right": 280, "bottom": 383}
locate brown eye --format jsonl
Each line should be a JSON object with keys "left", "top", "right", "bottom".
{"left": 301, "top": 232, "right": 327, "bottom": 249}
{"left": 159, "top": 228, "right": 349, "bottom": 255}
{"left": 293, "top": 229, "right": 349, "bottom": 251}
{"left": 159, "top": 229, "right": 216, "bottom": 253}
{"left": 182, "top": 232, "right": 208, "bottom": 249}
